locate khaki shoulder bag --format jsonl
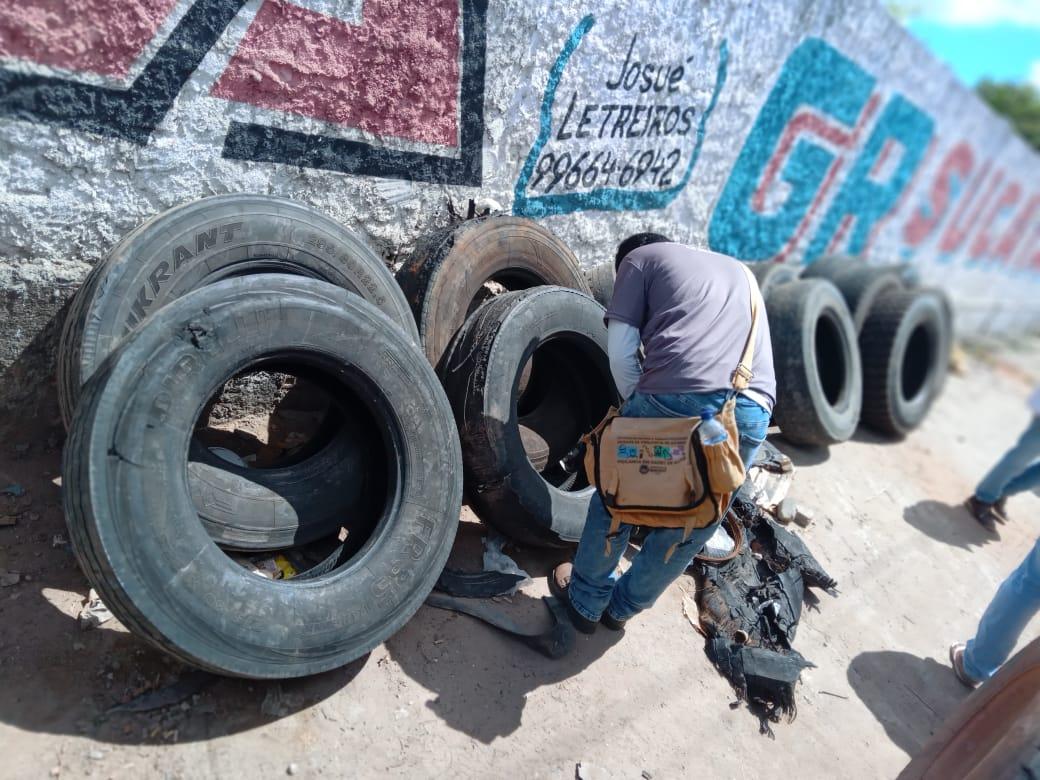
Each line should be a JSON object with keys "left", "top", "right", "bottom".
{"left": 581, "top": 264, "right": 762, "bottom": 558}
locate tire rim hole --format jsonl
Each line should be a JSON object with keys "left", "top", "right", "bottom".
{"left": 189, "top": 356, "right": 398, "bottom": 581}
{"left": 814, "top": 312, "right": 848, "bottom": 408}
{"left": 901, "top": 324, "right": 933, "bottom": 403}
{"left": 194, "top": 369, "right": 336, "bottom": 470}
{"left": 517, "top": 335, "right": 615, "bottom": 492}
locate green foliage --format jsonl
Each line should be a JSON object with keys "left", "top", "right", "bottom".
{"left": 977, "top": 80, "right": 1040, "bottom": 151}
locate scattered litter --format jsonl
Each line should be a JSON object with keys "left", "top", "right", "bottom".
{"left": 481, "top": 531, "right": 531, "bottom": 592}
{"left": 208, "top": 446, "right": 248, "bottom": 467}
{"left": 435, "top": 568, "right": 525, "bottom": 599}
{"left": 108, "top": 670, "right": 215, "bottom": 714}
{"left": 820, "top": 690, "right": 849, "bottom": 700}
{"left": 87, "top": 750, "right": 105, "bottom": 761}
{"left": 752, "top": 440, "right": 794, "bottom": 474}
{"left": 234, "top": 553, "right": 297, "bottom": 580}
{"left": 702, "top": 524, "right": 736, "bottom": 557}
{"left": 681, "top": 592, "right": 702, "bottom": 635}
{"left": 0, "top": 483, "right": 25, "bottom": 497}
{"left": 794, "top": 505, "right": 815, "bottom": 528}
{"left": 78, "top": 589, "right": 114, "bottom": 630}
{"left": 776, "top": 497, "right": 798, "bottom": 525}
{"left": 287, "top": 763, "right": 299, "bottom": 776}
{"left": 0, "top": 569, "right": 20, "bottom": 587}
{"left": 744, "top": 442, "right": 794, "bottom": 511}
{"left": 51, "top": 533, "right": 68, "bottom": 548}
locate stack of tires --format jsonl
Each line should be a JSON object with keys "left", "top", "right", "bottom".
{"left": 59, "top": 202, "right": 616, "bottom": 677}
{"left": 752, "top": 255, "right": 952, "bottom": 446}
{"left": 59, "top": 195, "right": 464, "bottom": 678}
{"left": 396, "top": 217, "right": 619, "bottom": 547}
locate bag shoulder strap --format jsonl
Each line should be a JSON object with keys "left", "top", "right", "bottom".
{"left": 731, "top": 264, "right": 762, "bottom": 392}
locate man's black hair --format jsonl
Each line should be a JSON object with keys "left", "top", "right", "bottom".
{"left": 615, "top": 232, "right": 671, "bottom": 270}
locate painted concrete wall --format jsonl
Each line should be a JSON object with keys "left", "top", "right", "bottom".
{"left": 1, "top": 0, "right": 1038, "bottom": 403}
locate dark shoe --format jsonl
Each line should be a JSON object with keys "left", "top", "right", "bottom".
{"left": 949, "top": 643, "right": 980, "bottom": 689}
{"left": 548, "top": 562, "right": 596, "bottom": 634}
{"left": 600, "top": 611, "right": 627, "bottom": 632}
{"left": 964, "top": 496, "right": 999, "bottom": 533}
{"left": 994, "top": 497, "right": 1008, "bottom": 524}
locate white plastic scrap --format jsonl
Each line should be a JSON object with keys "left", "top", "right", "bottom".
{"left": 702, "top": 524, "right": 735, "bottom": 558}
{"left": 78, "top": 588, "right": 113, "bottom": 630}
{"left": 745, "top": 463, "right": 794, "bottom": 511}
{"left": 482, "top": 531, "right": 532, "bottom": 593}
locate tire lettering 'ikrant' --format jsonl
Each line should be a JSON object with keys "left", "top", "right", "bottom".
{"left": 125, "top": 222, "right": 244, "bottom": 330}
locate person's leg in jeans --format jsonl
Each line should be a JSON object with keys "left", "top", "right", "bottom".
{"left": 962, "top": 536, "right": 1040, "bottom": 681}
{"left": 607, "top": 522, "right": 719, "bottom": 620}
{"left": 567, "top": 493, "right": 632, "bottom": 622}
{"left": 974, "top": 416, "right": 1040, "bottom": 504}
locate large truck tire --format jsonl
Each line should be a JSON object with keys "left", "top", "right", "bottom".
{"left": 58, "top": 193, "right": 417, "bottom": 426}
{"left": 58, "top": 194, "right": 417, "bottom": 551}
{"left": 583, "top": 262, "right": 616, "bottom": 307}
{"left": 63, "top": 275, "right": 461, "bottom": 678}
{"left": 767, "top": 279, "right": 863, "bottom": 446}
{"left": 800, "top": 253, "right": 854, "bottom": 280}
{"left": 440, "top": 287, "right": 618, "bottom": 547}
{"left": 860, "top": 290, "right": 948, "bottom": 437}
{"left": 746, "top": 261, "right": 800, "bottom": 302}
{"left": 396, "top": 216, "right": 591, "bottom": 370}
{"left": 827, "top": 265, "right": 904, "bottom": 333}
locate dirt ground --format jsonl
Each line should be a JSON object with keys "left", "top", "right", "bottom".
{"left": 1, "top": 337, "right": 1039, "bottom": 780}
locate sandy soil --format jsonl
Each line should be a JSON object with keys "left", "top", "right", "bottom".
{"left": 1, "top": 338, "right": 1038, "bottom": 779}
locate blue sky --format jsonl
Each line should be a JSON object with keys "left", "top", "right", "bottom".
{"left": 905, "top": 1, "right": 1040, "bottom": 88}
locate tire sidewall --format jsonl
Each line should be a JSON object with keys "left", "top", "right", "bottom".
{"left": 73, "top": 276, "right": 458, "bottom": 678}
{"left": 884, "top": 294, "right": 945, "bottom": 432}
{"left": 412, "top": 217, "right": 590, "bottom": 368}
{"left": 74, "top": 195, "right": 417, "bottom": 397}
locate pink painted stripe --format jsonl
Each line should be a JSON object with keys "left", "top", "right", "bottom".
{"left": 0, "top": 0, "right": 177, "bottom": 78}
{"left": 213, "top": 0, "right": 460, "bottom": 147}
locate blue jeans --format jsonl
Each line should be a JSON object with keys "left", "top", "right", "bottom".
{"left": 963, "top": 536, "right": 1040, "bottom": 681}
{"left": 974, "top": 416, "right": 1040, "bottom": 504}
{"left": 568, "top": 390, "right": 771, "bottom": 623}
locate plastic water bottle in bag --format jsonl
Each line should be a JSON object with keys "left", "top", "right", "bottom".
{"left": 698, "top": 411, "right": 728, "bottom": 446}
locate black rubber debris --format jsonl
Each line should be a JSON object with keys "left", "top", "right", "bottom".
{"left": 693, "top": 495, "right": 837, "bottom": 736}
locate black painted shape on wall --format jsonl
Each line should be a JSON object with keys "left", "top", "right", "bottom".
{"left": 220, "top": 0, "right": 488, "bottom": 186}
{"left": 0, "top": 0, "right": 247, "bottom": 144}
